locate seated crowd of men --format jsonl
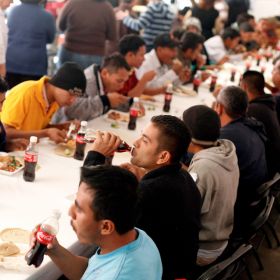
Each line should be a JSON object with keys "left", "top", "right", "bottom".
{"left": 0, "top": 2, "right": 280, "bottom": 280}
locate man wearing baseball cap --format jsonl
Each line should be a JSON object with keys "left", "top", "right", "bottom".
{"left": 1, "top": 62, "right": 86, "bottom": 143}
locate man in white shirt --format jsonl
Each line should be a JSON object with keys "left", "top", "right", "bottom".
{"left": 136, "top": 33, "right": 187, "bottom": 89}
{"left": 204, "top": 27, "right": 241, "bottom": 65}
{"left": 0, "top": 0, "right": 12, "bottom": 77}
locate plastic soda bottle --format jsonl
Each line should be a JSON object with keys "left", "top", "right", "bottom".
{"left": 23, "top": 136, "right": 38, "bottom": 182}
{"left": 25, "top": 210, "right": 61, "bottom": 267}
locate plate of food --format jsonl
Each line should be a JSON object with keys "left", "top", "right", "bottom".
{"left": 54, "top": 139, "right": 76, "bottom": 158}
{"left": 0, "top": 153, "right": 24, "bottom": 176}
{"left": 106, "top": 110, "right": 130, "bottom": 123}
{"left": 172, "top": 86, "right": 197, "bottom": 97}
{"left": 0, "top": 228, "right": 32, "bottom": 271}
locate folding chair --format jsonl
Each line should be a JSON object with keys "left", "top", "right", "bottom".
{"left": 196, "top": 244, "right": 253, "bottom": 280}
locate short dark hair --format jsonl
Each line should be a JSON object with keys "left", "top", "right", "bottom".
{"left": 239, "top": 22, "right": 254, "bottom": 33}
{"left": 154, "top": 33, "right": 178, "bottom": 49}
{"left": 0, "top": 77, "right": 9, "bottom": 93}
{"left": 119, "top": 35, "right": 146, "bottom": 56}
{"left": 80, "top": 165, "right": 139, "bottom": 235}
{"left": 151, "top": 115, "right": 191, "bottom": 163}
{"left": 181, "top": 32, "right": 205, "bottom": 52}
{"left": 242, "top": 70, "right": 265, "bottom": 95}
{"left": 172, "top": 28, "right": 186, "bottom": 41}
{"left": 101, "top": 53, "right": 131, "bottom": 73}
{"left": 221, "top": 28, "right": 240, "bottom": 41}
{"left": 217, "top": 86, "right": 248, "bottom": 119}
{"left": 237, "top": 13, "right": 255, "bottom": 27}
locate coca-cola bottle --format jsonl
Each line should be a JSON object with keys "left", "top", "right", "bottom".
{"left": 128, "top": 98, "right": 140, "bottom": 130}
{"left": 193, "top": 71, "right": 201, "bottom": 93}
{"left": 74, "top": 121, "right": 87, "bottom": 161}
{"left": 25, "top": 210, "right": 61, "bottom": 267}
{"left": 23, "top": 136, "right": 38, "bottom": 182}
{"left": 230, "top": 68, "right": 236, "bottom": 82}
{"left": 163, "top": 84, "right": 173, "bottom": 112}
{"left": 85, "top": 129, "right": 132, "bottom": 153}
{"left": 209, "top": 70, "right": 218, "bottom": 92}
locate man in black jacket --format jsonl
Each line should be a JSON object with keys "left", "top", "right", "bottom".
{"left": 83, "top": 115, "right": 201, "bottom": 280}
{"left": 216, "top": 85, "right": 268, "bottom": 236}
{"left": 241, "top": 70, "right": 280, "bottom": 178}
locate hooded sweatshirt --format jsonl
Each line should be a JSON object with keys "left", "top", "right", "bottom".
{"left": 248, "top": 94, "right": 280, "bottom": 177}
{"left": 188, "top": 139, "right": 239, "bottom": 251}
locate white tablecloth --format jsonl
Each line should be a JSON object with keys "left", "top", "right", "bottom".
{"left": 0, "top": 59, "right": 273, "bottom": 279}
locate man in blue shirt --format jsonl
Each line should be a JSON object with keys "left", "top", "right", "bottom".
{"left": 29, "top": 165, "right": 162, "bottom": 280}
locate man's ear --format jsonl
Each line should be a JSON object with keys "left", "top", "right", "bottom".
{"left": 100, "top": 68, "right": 109, "bottom": 80}
{"left": 100, "top": 220, "right": 115, "bottom": 236}
{"left": 215, "top": 102, "right": 224, "bottom": 116}
{"left": 156, "top": 150, "right": 171, "bottom": 165}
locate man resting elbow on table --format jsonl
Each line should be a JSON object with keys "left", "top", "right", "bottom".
{"left": 1, "top": 62, "right": 86, "bottom": 144}
{"left": 29, "top": 165, "right": 162, "bottom": 280}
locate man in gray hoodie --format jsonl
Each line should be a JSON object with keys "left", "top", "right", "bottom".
{"left": 183, "top": 105, "right": 239, "bottom": 266}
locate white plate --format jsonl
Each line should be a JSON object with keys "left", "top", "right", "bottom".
{"left": 0, "top": 153, "right": 24, "bottom": 176}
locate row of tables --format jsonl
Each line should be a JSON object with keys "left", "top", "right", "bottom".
{"left": 0, "top": 60, "right": 273, "bottom": 279}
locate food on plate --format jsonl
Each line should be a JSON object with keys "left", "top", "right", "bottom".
{"left": 0, "top": 242, "right": 20, "bottom": 256}
{"left": 0, "top": 228, "right": 30, "bottom": 244}
{"left": 140, "top": 95, "right": 156, "bottom": 102}
{"left": 0, "top": 156, "right": 23, "bottom": 173}
{"left": 54, "top": 140, "right": 76, "bottom": 157}
{"left": 107, "top": 111, "right": 129, "bottom": 122}
{"left": 172, "top": 86, "right": 197, "bottom": 96}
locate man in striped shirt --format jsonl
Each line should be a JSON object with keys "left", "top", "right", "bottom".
{"left": 121, "top": 0, "right": 175, "bottom": 51}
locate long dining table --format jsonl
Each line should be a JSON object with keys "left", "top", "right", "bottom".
{"left": 0, "top": 58, "right": 273, "bottom": 280}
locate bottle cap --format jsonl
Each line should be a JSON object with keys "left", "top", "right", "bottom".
{"left": 30, "top": 136, "right": 38, "bottom": 143}
{"left": 133, "top": 97, "right": 139, "bottom": 103}
{"left": 81, "top": 121, "right": 88, "bottom": 127}
{"left": 51, "top": 209, "right": 61, "bottom": 219}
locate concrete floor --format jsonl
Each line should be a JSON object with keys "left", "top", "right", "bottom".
{"left": 250, "top": 208, "right": 280, "bottom": 280}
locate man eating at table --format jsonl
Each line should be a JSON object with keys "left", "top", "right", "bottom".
{"left": 83, "top": 115, "right": 201, "bottom": 280}
{"left": 1, "top": 62, "right": 86, "bottom": 143}
{"left": 30, "top": 165, "right": 163, "bottom": 280}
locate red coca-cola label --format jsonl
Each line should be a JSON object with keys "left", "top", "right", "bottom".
{"left": 165, "top": 93, "right": 172, "bottom": 101}
{"left": 193, "top": 78, "right": 201, "bottom": 87}
{"left": 76, "top": 134, "right": 86, "bottom": 144}
{"left": 24, "top": 153, "right": 38, "bottom": 163}
{"left": 36, "top": 227, "right": 55, "bottom": 245}
{"left": 211, "top": 75, "right": 217, "bottom": 83}
{"left": 130, "top": 108, "right": 138, "bottom": 118}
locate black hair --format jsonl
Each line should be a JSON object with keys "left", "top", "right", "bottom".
{"left": 237, "top": 13, "right": 255, "bottom": 27}
{"left": 178, "top": 7, "right": 190, "bottom": 16}
{"left": 80, "top": 165, "right": 139, "bottom": 235}
{"left": 181, "top": 32, "right": 205, "bottom": 52}
{"left": 0, "top": 77, "right": 9, "bottom": 93}
{"left": 218, "top": 86, "right": 248, "bottom": 119}
{"left": 172, "top": 28, "right": 186, "bottom": 41}
{"left": 119, "top": 34, "right": 146, "bottom": 56}
{"left": 154, "top": 33, "right": 178, "bottom": 49}
{"left": 151, "top": 115, "right": 191, "bottom": 163}
{"left": 221, "top": 28, "right": 240, "bottom": 40}
{"left": 242, "top": 70, "right": 265, "bottom": 95}
{"left": 239, "top": 22, "right": 254, "bottom": 33}
{"left": 101, "top": 53, "right": 131, "bottom": 72}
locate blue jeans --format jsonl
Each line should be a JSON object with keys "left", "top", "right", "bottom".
{"left": 58, "top": 46, "right": 103, "bottom": 70}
